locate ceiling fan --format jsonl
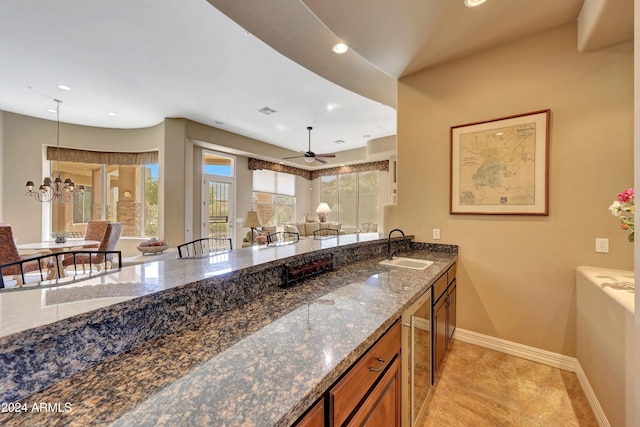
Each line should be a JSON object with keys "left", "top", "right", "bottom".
{"left": 283, "top": 126, "right": 336, "bottom": 164}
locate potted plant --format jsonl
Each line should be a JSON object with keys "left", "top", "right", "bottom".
{"left": 53, "top": 231, "right": 69, "bottom": 244}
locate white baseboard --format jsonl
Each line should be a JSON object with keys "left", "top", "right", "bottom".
{"left": 453, "top": 328, "right": 609, "bottom": 427}
{"left": 453, "top": 328, "right": 576, "bottom": 371}
{"left": 574, "top": 361, "right": 611, "bottom": 427}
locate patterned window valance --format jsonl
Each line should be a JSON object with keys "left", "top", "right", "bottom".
{"left": 46, "top": 147, "right": 158, "bottom": 165}
{"left": 248, "top": 158, "right": 312, "bottom": 180}
{"left": 309, "top": 161, "right": 389, "bottom": 179}
{"left": 248, "top": 158, "right": 389, "bottom": 180}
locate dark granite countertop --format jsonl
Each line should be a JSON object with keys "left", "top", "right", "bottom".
{"left": 0, "top": 238, "right": 456, "bottom": 426}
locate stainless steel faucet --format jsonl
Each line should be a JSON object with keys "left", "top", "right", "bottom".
{"left": 387, "top": 228, "right": 406, "bottom": 260}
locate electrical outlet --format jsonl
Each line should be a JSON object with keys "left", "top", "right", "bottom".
{"left": 595, "top": 238, "right": 609, "bottom": 253}
{"left": 433, "top": 228, "right": 441, "bottom": 240}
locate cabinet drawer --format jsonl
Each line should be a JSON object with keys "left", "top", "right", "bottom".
{"left": 330, "top": 322, "right": 401, "bottom": 427}
{"left": 432, "top": 273, "right": 448, "bottom": 302}
{"left": 447, "top": 262, "right": 457, "bottom": 285}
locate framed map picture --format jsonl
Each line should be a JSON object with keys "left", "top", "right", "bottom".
{"left": 450, "top": 109, "right": 550, "bottom": 215}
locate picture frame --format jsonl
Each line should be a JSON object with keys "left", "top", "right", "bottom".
{"left": 450, "top": 109, "right": 550, "bottom": 215}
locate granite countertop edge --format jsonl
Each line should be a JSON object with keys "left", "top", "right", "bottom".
{"left": 0, "top": 240, "right": 458, "bottom": 427}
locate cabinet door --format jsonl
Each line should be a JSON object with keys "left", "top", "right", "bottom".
{"left": 295, "top": 398, "right": 324, "bottom": 427}
{"left": 347, "top": 357, "right": 400, "bottom": 427}
{"left": 330, "top": 322, "right": 401, "bottom": 426}
{"left": 447, "top": 280, "right": 457, "bottom": 343}
{"left": 433, "top": 296, "right": 447, "bottom": 375}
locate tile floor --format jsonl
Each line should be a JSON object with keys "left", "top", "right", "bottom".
{"left": 419, "top": 340, "right": 599, "bottom": 427}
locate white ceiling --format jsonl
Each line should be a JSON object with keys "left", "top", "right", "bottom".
{"left": 0, "top": 0, "right": 633, "bottom": 161}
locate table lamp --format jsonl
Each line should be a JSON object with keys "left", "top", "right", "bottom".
{"left": 242, "top": 211, "right": 261, "bottom": 246}
{"left": 316, "top": 203, "right": 332, "bottom": 223}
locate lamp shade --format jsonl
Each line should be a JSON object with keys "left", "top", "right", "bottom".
{"left": 316, "top": 203, "right": 331, "bottom": 214}
{"left": 242, "top": 211, "right": 261, "bottom": 228}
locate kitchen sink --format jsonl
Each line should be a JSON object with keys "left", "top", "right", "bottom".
{"left": 379, "top": 257, "right": 434, "bottom": 270}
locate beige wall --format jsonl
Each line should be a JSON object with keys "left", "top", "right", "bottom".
{"left": 397, "top": 23, "right": 633, "bottom": 356}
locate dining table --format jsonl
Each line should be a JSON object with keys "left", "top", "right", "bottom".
{"left": 17, "top": 239, "right": 101, "bottom": 279}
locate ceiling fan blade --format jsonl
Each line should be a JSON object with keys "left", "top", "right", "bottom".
{"left": 282, "top": 155, "right": 305, "bottom": 159}
{"left": 315, "top": 153, "right": 336, "bottom": 158}
{"left": 314, "top": 157, "right": 328, "bottom": 164}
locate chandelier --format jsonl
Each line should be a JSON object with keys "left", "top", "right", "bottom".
{"left": 25, "top": 99, "right": 85, "bottom": 203}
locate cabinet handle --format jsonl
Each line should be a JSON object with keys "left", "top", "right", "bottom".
{"left": 369, "top": 358, "right": 386, "bottom": 372}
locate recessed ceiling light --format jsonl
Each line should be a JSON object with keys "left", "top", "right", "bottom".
{"left": 464, "top": 0, "right": 487, "bottom": 7}
{"left": 332, "top": 43, "right": 348, "bottom": 54}
{"left": 327, "top": 104, "right": 336, "bottom": 111}
{"left": 47, "top": 108, "right": 56, "bottom": 113}
{"left": 334, "top": 140, "right": 346, "bottom": 144}
{"left": 107, "top": 112, "right": 117, "bottom": 117}
{"left": 56, "top": 84, "right": 71, "bottom": 91}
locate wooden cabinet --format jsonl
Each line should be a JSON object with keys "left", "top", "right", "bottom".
{"left": 330, "top": 321, "right": 401, "bottom": 427}
{"left": 295, "top": 398, "right": 325, "bottom": 427}
{"left": 433, "top": 291, "right": 448, "bottom": 374}
{"left": 432, "top": 263, "right": 457, "bottom": 377}
{"left": 346, "top": 357, "right": 400, "bottom": 427}
{"left": 447, "top": 280, "right": 456, "bottom": 342}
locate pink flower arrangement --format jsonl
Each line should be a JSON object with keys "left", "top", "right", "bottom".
{"left": 608, "top": 188, "right": 634, "bottom": 242}
{"left": 617, "top": 188, "right": 634, "bottom": 203}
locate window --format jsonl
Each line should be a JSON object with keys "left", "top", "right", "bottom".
{"left": 320, "top": 171, "right": 379, "bottom": 227}
{"left": 50, "top": 151, "right": 158, "bottom": 238}
{"left": 72, "top": 186, "right": 92, "bottom": 224}
{"left": 252, "top": 170, "right": 296, "bottom": 227}
{"left": 204, "top": 152, "right": 233, "bottom": 176}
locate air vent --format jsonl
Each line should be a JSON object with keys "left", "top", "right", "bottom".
{"left": 333, "top": 140, "right": 346, "bottom": 144}
{"left": 258, "top": 106, "right": 277, "bottom": 115}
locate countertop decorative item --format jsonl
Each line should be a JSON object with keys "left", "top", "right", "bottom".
{"left": 608, "top": 188, "right": 634, "bottom": 242}
{"left": 137, "top": 238, "right": 169, "bottom": 254}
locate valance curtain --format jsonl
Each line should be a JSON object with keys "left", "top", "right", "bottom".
{"left": 46, "top": 147, "right": 158, "bottom": 165}
{"left": 248, "top": 157, "right": 389, "bottom": 180}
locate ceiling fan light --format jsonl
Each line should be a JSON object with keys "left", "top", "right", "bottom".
{"left": 304, "top": 157, "right": 315, "bottom": 163}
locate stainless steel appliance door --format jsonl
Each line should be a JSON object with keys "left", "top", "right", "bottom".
{"left": 402, "top": 289, "right": 431, "bottom": 427}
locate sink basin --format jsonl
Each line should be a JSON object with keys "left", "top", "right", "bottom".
{"left": 379, "top": 257, "right": 434, "bottom": 270}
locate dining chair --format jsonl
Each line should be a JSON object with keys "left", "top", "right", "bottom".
{"left": 177, "top": 237, "right": 232, "bottom": 258}
{"left": 313, "top": 228, "right": 339, "bottom": 239}
{"left": 57, "top": 222, "right": 123, "bottom": 274}
{"left": 265, "top": 231, "right": 299, "bottom": 246}
{"left": 83, "top": 220, "right": 111, "bottom": 248}
{"left": 0, "top": 225, "right": 45, "bottom": 285}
